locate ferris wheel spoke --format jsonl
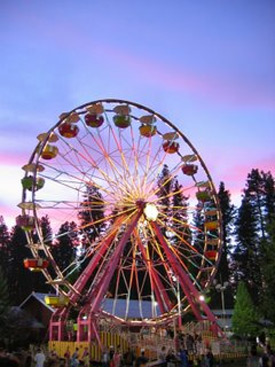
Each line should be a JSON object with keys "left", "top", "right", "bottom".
{"left": 156, "top": 217, "right": 199, "bottom": 256}
{"left": 81, "top": 119, "right": 133, "bottom": 193}
{"left": 152, "top": 183, "right": 196, "bottom": 204}
{"left": 104, "top": 112, "right": 140, "bottom": 198}
{"left": 140, "top": 138, "right": 166, "bottom": 192}
{"left": 59, "top": 131, "right": 129, "bottom": 200}
{"left": 44, "top": 158, "right": 108, "bottom": 198}
{"left": 46, "top": 149, "right": 125, "bottom": 202}
{"left": 128, "top": 125, "right": 144, "bottom": 197}
{"left": 158, "top": 211, "right": 204, "bottom": 235}
{"left": 75, "top": 136, "right": 131, "bottom": 200}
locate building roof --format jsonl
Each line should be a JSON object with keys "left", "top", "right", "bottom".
{"left": 19, "top": 291, "right": 55, "bottom": 312}
{"left": 19, "top": 292, "right": 161, "bottom": 318}
{"left": 19, "top": 292, "right": 232, "bottom": 322}
{"left": 102, "top": 298, "right": 161, "bottom": 319}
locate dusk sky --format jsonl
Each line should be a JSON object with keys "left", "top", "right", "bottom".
{"left": 0, "top": 0, "right": 274, "bottom": 228}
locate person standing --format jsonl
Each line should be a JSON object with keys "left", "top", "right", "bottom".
{"left": 113, "top": 346, "right": 122, "bottom": 367}
{"left": 64, "top": 347, "right": 71, "bottom": 367}
{"left": 204, "top": 348, "right": 214, "bottom": 367}
{"left": 102, "top": 347, "right": 110, "bottom": 367}
{"left": 71, "top": 348, "right": 80, "bottom": 367}
{"left": 179, "top": 348, "right": 188, "bottom": 367}
{"left": 259, "top": 346, "right": 270, "bottom": 367}
{"left": 124, "top": 347, "right": 135, "bottom": 367}
{"left": 82, "top": 347, "right": 90, "bottom": 367}
{"left": 247, "top": 347, "right": 259, "bottom": 367}
{"left": 136, "top": 350, "right": 148, "bottom": 367}
{"left": 34, "top": 349, "right": 46, "bottom": 367}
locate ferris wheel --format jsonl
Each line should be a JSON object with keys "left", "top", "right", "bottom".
{"left": 18, "top": 99, "right": 223, "bottom": 343}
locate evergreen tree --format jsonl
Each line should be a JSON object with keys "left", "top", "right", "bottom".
{"left": 30, "top": 215, "right": 53, "bottom": 293}
{"left": 52, "top": 221, "right": 78, "bottom": 272}
{"left": 8, "top": 225, "right": 33, "bottom": 304}
{"left": 78, "top": 184, "right": 105, "bottom": 246}
{"left": 0, "top": 216, "right": 10, "bottom": 275}
{"left": 244, "top": 169, "right": 272, "bottom": 239}
{"left": 232, "top": 281, "right": 259, "bottom": 338}
{"left": 260, "top": 219, "right": 275, "bottom": 322}
{"left": 211, "top": 182, "right": 235, "bottom": 308}
{"left": 0, "top": 266, "right": 10, "bottom": 342}
{"left": 262, "top": 171, "right": 275, "bottom": 226}
{"left": 0, "top": 266, "right": 9, "bottom": 317}
{"left": 232, "top": 169, "right": 275, "bottom": 304}
{"left": 232, "top": 196, "right": 261, "bottom": 301}
{"left": 216, "top": 182, "right": 235, "bottom": 283}
{"left": 40, "top": 215, "right": 53, "bottom": 244}
{"left": 171, "top": 178, "right": 189, "bottom": 239}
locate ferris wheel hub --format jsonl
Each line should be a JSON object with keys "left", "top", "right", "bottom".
{"left": 143, "top": 202, "right": 159, "bottom": 221}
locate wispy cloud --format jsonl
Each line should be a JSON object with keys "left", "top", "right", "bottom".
{"left": 4, "top": 8, "right": 275, "bottom": 110}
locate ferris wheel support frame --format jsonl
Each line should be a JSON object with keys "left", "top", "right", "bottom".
{"left": 21, "top": 98, "right": 225, "bottom": 344}
{"left": 76, "top": 209, "right": 144, "bottom": 344}
{"left": 150, "top": 221, "right": 225, "bottom": 337}
{"left": 134, "top": 228, "right": 173, "bottom": 314}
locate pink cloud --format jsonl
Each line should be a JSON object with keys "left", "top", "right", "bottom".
{"left": 217, "top": 155, "right": 275, "bottom": 200}
{"left": 0, "top": 153, "right": 29, "bottom": 167}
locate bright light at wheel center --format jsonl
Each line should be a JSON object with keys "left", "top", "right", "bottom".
{"left": 144, "top": 203, "right": 159, "bottom": 221}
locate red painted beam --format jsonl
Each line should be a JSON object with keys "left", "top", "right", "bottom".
{"left": 151, "top": 220, "right": 224, "bottom": 337}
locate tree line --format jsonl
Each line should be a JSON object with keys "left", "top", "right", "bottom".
{"left": 0, "top": 167, "right": 274, "bottom": 337}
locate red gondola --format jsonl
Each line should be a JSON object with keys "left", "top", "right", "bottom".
{"left": 24, "top": 258, "right": 49, "bottom": 271}
{"left": 162, "top": 141, "right": 179, "bottom": 154}
{"left": 85, "top": 113, "right": 104, "bottom": 128}
{"left": 58, "top": 122, "right": 79, "bottom": 138}
{"left": 182, "top": 164, "right": 198, "bottom": 176}
{"left": 205, "top": 250, "right": 217, "bottom": 261}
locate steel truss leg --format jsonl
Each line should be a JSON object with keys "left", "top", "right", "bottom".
{"left": 151, "top": 221, "right": 224, "bottom": 337}
{"left": 76, "top": 209, "right": 143, "bottom": 343}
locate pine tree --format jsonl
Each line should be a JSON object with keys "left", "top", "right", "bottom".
{"left": 52, "top": 221, "right": 78, "bottom": 272}
{"left": 8, "top": 225, "right": 34, "bottom": 304}
{"left": 0, "top": 266, "right": 9, "bottom": 316}
{"left": 262, "top": 171, "right": 275, "bottom": 226}
{"left": 0, "top": 216, "right": 10, "bottom": 275}
{"left": 40, "top": 215, "right": 53, "bottom": 244}
{"left": 260, "top": 219, "right": 275, "bottom": 322}
{"left": 211, "top": 182, "right": 235, "bottom": 308}
{"left": 171, "top": 178, "right": 189, "bottom": 240}
{"left": 232, "top": 196, "right": 261, "bottom": 301}
{"left": 244, "top": 169, "right": 270, "bottom": 239}
{"left": 0, "top": 266, "right": 10, "bottom": 341}
{"left": 216, "top": 182, "right": 235, "bottom": 282}
{"left": 78, "top": 184, "right": 105, "bottom": 246}
{"left": 233, "top": 169, "right": 275, "bottom": 304}
{"left": 232, "top": 281, "right": 259, "bottom": 338}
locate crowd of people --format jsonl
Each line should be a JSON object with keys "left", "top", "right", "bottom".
{"left": 1, "top": 341, "right": 275, "bottom": 367}
{"left": 247, "top": 344, "right": 275, "bottom": 367}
